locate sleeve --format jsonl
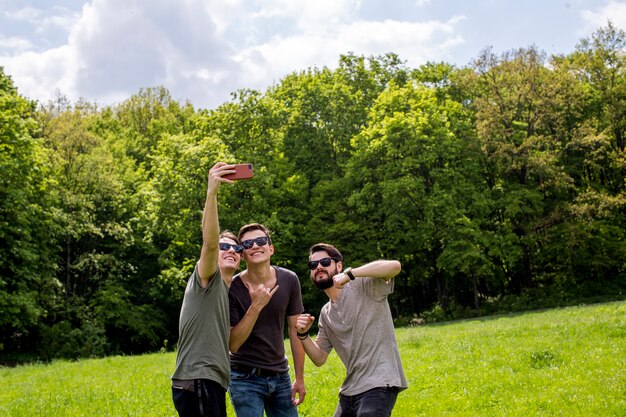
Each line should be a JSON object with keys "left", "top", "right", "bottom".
{"left": 186, "top": 262, "right": 222, "bottom": 293}
{"left": 315, "top": 311, "right": 333, "bottom": 354}
{"left": 229, "top": 277, "right": 245, "bottom": 326}
{"left": 360, "top": 276, "right": 395, "bottom": 300}
{"left": 286, "top": 270, "right": 304, "bottom": 316}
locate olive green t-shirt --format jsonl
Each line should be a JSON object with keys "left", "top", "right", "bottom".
{"left": 171, "top": 265, "right": 230, "bottom": 388}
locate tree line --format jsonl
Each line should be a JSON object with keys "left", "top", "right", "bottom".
{"left": 1, "top": 23, "right": 624, "bottom": 362}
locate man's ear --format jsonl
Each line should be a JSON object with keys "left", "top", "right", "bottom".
{"left": 337, "top": 261, "right": 343, "bottom": 272}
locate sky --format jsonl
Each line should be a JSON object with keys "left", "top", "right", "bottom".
{"left": 1, "top": 0, "right": 626, "bottom": 110}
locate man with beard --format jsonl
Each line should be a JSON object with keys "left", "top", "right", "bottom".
{"left": 296, "top": 243, "right": 407, "bottom": 417}
{"left": 171, "top": 162, "right": 244, "bottom": 417}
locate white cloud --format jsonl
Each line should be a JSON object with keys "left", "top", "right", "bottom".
{"left": 0, "top": 35, "right": 33, "bottom": 51}
{"left": 0, "top": 0, "right": 466, "bottom": 109}
{"left": 200, "top": 0, "right": 246, "bottom": 35}
{"left": 336, "top": 17, "right": 465, "bottom": 65}
{"left": 3, "top": 0, "right": 242, "bottom": 106}
{"left": 37, "top": 12, "right": 80, "bottom": 35}
{"left": 250, "top": 0, "right": 360, "bottom": 32}
{"left": 2, "top": 45, "right": 78, "bottom": 101}
{"left": 4, "top": 6, "right": 78, "bottom": 35}
{"left": 234, "top": 16, "right": 465, "bottom": 89}
{"left": 4, "top": 7, "right": 42, "bottom": 22}
{"left": 581, "top": 1, "right": 626, "bottom": 32}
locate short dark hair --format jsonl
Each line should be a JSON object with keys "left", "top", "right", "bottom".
{"left": 309, "top": 243, "right": 343, "bottom": 262}
{"left": 220, "top": 230, "right": 239, "bottom": 243}
{"left": 238, "top": 223, "right": 271, "bottom": 242}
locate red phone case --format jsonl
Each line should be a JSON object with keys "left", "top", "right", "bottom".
{"left": 224, "top": 164, "right": 254, "bottom": 180}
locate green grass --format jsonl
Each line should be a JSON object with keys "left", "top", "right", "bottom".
{"left": 1, "top": 301, "right": 624, "bottom": 416}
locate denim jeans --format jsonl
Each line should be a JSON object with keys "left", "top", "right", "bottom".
{"left": 229, "top": 369, "right": 298, "bottom": 417}
{"left": 333, "top": 387, "right": 399, "bottom": 417}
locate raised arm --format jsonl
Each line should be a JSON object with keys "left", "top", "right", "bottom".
{"left": 197, "top": 162, "right": 237, "bottom": 286}
{"left": 333, "top": 260, "right": 401, "bottom": 288}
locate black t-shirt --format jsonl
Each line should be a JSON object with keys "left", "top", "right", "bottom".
{"left": 229, "top": 266, "right": 304, "bottom": 373}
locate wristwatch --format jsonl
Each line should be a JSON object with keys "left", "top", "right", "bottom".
{"left": 344, "top": 267, "right": 356, "bottom": 281}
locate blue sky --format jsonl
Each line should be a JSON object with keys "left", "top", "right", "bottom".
{"left": 1, "top": 0, "right": 625, "bottom": 110}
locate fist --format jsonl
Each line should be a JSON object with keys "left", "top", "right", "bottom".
{"left": 296, "top": 313, "right": 315, "bottom": 333}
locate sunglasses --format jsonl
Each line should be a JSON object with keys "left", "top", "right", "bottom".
{"left": 308, "top": 257, "right": 338, "bottom": 270}
{"left": 219, "top": 242, "right": 244, "bottom": 253}
{"left": 241, "top": 236, "right": 270, "bottom": 249}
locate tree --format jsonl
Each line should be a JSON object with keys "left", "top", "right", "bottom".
{"left": 464, "top": 46, "right": 575, "bottom": 294}
{"left": 348, "top": 72, "right": 481, "bottom": 311}
{"left": 0, "top": 68, "right": 59, "bottom": 356}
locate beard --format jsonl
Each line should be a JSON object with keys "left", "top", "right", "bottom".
{"left": 311, "top": 266, "right": 338, "bottom": 290}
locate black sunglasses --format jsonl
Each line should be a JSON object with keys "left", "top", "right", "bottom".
{"left": 219, "top": 242, "right": 244, "bottom": 253}
{"left": 308, "top": 257, "right": 338, "bottom": 270}
{"left": 241, "top": 236, "right": 270, "bottom": 249}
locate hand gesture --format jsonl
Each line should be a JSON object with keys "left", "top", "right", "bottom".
{"left": 296, "top": 313, "right": 315, "bottom": 333}
{"left": 246, "top": 282, "right": 279, "bottom": 311}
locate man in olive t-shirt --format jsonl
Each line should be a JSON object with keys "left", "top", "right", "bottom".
{"left": 171, "top": 162, "right": 245, "bottom": 417}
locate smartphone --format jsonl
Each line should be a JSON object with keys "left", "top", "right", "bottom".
{"left": 223, "top": 163, "right": 254, "bottom": 180}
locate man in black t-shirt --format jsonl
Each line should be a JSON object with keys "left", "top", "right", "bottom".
{"left": 228, "top": 223, "right": 306, "bottom": 417}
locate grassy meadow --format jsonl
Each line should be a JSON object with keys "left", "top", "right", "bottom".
{"left": 1, "top": 301, "right": 624, "bottom": 416}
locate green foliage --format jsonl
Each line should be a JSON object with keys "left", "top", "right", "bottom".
{"left": 0, "top": 68, "right": 60, "bottom": 354}
{"left": 39, "top": 319, "right": 107, "bottom": 360}
{"left": 2, "top": 24, "right": 626, "bottom": 361}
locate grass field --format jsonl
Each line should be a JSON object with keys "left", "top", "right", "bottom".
{"left": 1, "top": 301, "right": 624, "bottom": 416}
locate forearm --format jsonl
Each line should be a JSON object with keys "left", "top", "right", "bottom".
{"left": 229, "top": 306, "right": 262, "bottom": 352}
{"left": 289, "top": 328, "right": 306, "bottom": 380}
{"left": 351, "top": 260, "right": 401, "bottom": 280}
{"left": 201, "top": 191, "right": 219, "bottom": 248}
{"left": 299, "top": 334, "right": 328, "bottom": 367}
{"left": 197, "top": 191, "right": 219, "bottom": 278}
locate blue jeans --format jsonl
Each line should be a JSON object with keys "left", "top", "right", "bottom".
{"left": 229, "top": 369, "right": 298, "bottom": 417}
{"left": 333, "top": 387, "right": 399, "bottom": 417}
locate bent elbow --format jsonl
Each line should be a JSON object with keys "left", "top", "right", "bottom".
{"left": 311, "top": 353, "right": 328, "bottom": 367}
{"left": 313, "top": 358, "right": 326, "bottom": 367}
{"left": 391, "top": 260, "right": 402, "bottom": 276}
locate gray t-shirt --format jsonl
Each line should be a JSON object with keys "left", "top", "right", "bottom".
{"left": 229, "top": 266, "right": 304, "bottom": 373}
{"left": 316, "top": 277, "right": 408, "bottom": 396}
{"left": 171, "top": 265, "right": 230, "bottom": 389}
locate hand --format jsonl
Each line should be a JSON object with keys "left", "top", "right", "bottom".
{"left": 291, "top": 378, "right": 306, "bottom": 406}
{"left": 296, "top": 313, "right": 315, "bottom": 333}
{"left": 207, "top": 162, "right": 238, "bottom": 195}
{"left": 333, "top": 273, "right": 350, "bottom": 289}
{"left": 245, "top": 282, "right": 279, "bottom": 311}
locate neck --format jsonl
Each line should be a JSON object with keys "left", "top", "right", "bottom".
{"left": 325, "top": 286, "right": 341, "bottom": 303}
{"left": 222, "top": 273, "right": 234, "bottom": 287}
{"left": 221, "top": 268, "right": 237, "bottom": 287}
{"left": 243, "top": 263, "right": 273, "bottom": 284}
